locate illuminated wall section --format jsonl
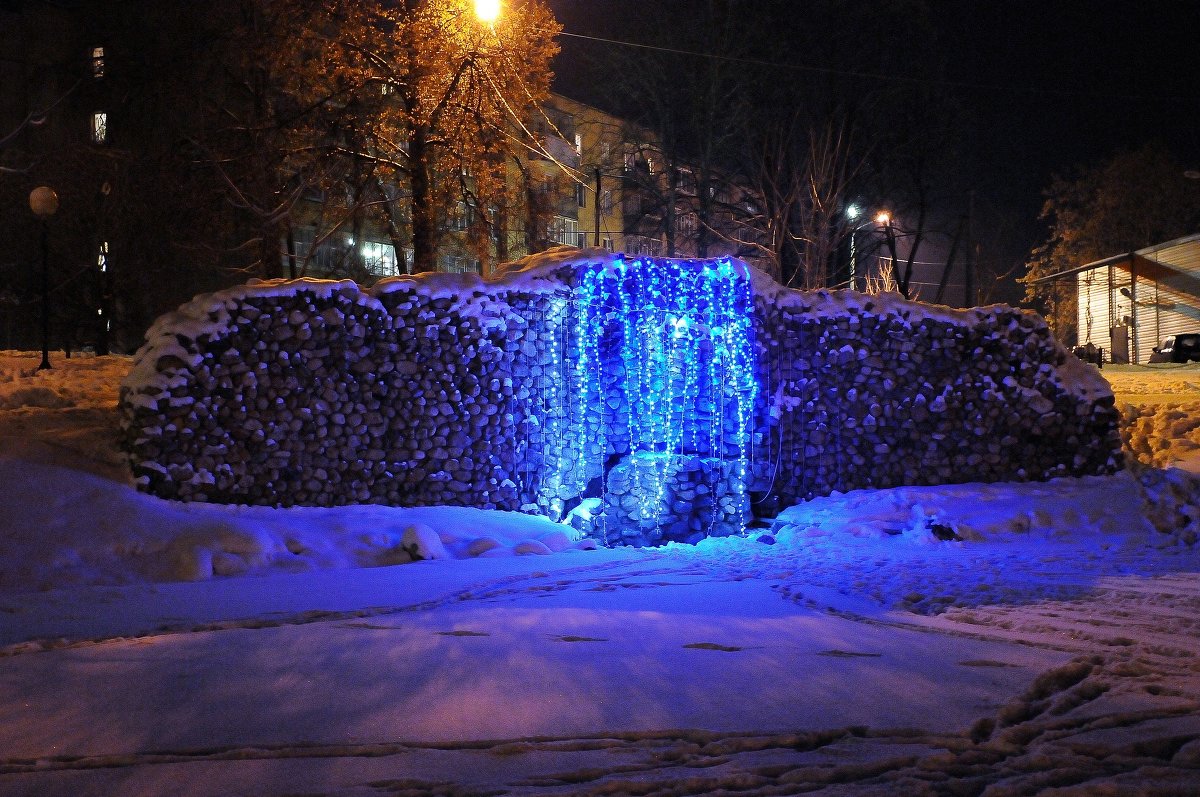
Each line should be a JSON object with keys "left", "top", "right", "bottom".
{"left": 547, "top": 256, "right": 758, "bottom": 545}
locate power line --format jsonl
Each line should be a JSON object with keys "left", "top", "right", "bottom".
{"left": 554, "top": 29, "right": 1198, "bottom": 104}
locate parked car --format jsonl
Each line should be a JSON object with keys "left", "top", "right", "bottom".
{"left": 1148, "top": 333, "right": 1200, "bottom": 363}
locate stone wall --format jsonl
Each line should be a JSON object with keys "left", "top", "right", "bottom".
{"left": 120, "top": 249, "right": 1122, "bottom": 546}
{"left": 747, "top": 284, "right": 1122, "bottom": 516}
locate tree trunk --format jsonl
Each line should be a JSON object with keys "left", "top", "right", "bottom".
{"left": 409, "top": 129, "right": 438, "bottom": 273}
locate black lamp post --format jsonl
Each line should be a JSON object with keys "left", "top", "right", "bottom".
{"left": 29, "top": 186, "right": 59, "bottom": 371}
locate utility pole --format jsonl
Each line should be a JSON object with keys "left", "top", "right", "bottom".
{"left": 964, "top": 189, "right": 975, "bottom": 307}
{"left": 594, "top": 167, "right": 602, "bottom": 247}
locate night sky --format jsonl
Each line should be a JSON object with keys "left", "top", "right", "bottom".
{"left": 545, "top": 0, "right": 1200, "bottom": 298}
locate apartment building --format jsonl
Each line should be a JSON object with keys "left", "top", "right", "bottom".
{"left": 1, "top": 1, "right": 768, "bottom": 355}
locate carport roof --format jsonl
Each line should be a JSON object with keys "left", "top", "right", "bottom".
{"left": 1030, "top": 233, "right": 1200, "bottom": 284}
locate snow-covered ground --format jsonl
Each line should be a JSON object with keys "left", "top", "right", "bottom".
{"left": 3, "top": 351, "right": 1200, "bottom": 795}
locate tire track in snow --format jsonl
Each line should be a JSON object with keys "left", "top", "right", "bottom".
{"left": 0, "top": 558, "right": 698, "bottom": 658}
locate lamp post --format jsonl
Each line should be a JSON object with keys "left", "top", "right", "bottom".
{"left": 845, "top": 204, "right": 862, "bottom": 290}
{"left": 845, "top": 204, "right": 887, "bottom": 291}
{"left": 592, "top": 167, "right": 627, "bottom": 249}
{"left": 875, "top": 210, "right": 909, "bottom": 298}
{"left": 29, "top": 186, "right": 59, "bottom": 371}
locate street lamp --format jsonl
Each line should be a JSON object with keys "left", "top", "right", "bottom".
{"left": 844, "top": 205, "right": 863, "bottom": 290}
{"left": 474, "top": 0, "right": 500, "bottom": 23}
{"left": 875, "top": 210, "right": 907, "bottom": 296}
{"left": 29, "top": 186, "right": 59, "bottom": 371}
{"left": 844, "top": 204, "right": 886, "bottom": 291}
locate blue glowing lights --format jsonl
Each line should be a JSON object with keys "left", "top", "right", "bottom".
{"left": 550, "top": 256, "right": 758, "bottom": 543}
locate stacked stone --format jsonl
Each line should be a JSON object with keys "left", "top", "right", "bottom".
{"left": 122, "top": 281, "right": 575, "bottom": 512}
{"left": 121, "top": 285, "right": 398, "bottom": 506}
{"left": 121, "top": 254, "right": 1123, "bottom": 549}
{"left": 601, "top": 453, "right": 747, "bottom": 546}
{"left": 748, "top": 296, "right": 1122, "bottom": 513}
{"left": 371, "top": 285, "right": 534, "bottom": 511}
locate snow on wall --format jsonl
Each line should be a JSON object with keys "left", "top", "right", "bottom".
{"left": 747, "top": 282, "right": 1121, "bottom": 515}
{"left": 120, "top": 248, "right": 1122, "bottom": 546}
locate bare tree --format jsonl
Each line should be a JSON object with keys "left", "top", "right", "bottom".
{"left": 586, "top": 0, "right": 756, "bottom": 262}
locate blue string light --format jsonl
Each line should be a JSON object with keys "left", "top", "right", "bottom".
{"left": 543, "top": 256, "right": 758, "bottom": 542}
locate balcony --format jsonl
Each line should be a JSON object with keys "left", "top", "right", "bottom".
{"left": 542, "top": 134, "right": 580, "bottom": 170}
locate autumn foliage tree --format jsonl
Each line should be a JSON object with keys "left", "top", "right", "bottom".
{"left": 261, "top": 0, "right": 559, "bottom": 273}
{"left": 1021, "top": 143, "right": 1200, "bottom": 341}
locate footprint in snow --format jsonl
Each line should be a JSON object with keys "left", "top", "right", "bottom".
{"left": 552, "top": 635, "right": 607, "bottom": 643}
{"left": 958, "top": 659, "right": 1020, "bottom": 668}
{"left": 817, "top": 649, "right": 882, "bottom": 658}
{"left": 684, "top": 642, "right": 743, "bottom": 652}
{"left": 436, "top": 630, "right": 490, "bottom": 637}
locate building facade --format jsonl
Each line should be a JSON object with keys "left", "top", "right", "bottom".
{"left": 286, "top": 92, "right": 768, "bottom": 282}
{"left": 1, "top": 1, "right": 769, "bottom": 353}
{"left": 1053, "top": 234, "right": 1200, "bottom": 363}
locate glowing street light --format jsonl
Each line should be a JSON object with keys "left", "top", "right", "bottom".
{"left": 474, "top": 0, "right": 500, "bottom": 23}
{"left": 845, "top": 204, "right": 885, "bottom": 291}
{"left": 874, "top": 211, "right": 891, "bottom": 226}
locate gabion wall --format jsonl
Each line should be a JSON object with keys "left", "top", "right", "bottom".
{"left": 747, "top": 289, "right": 1123, "bottom": 516}
{"left": 120, "top": 251, "right": 1122, "bottom": 547}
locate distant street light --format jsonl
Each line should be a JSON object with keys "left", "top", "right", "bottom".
{"left": 1185, "top": 170, "right": 1200, "bottom": 180}
{"left": 844, "top": 204, "right": 885, "bottom": 291}
{"left": 474, "top": 0, "right": 500, "bottom": 23}
{"left": 29, "top": 186, "right": 59, "bottom": 371}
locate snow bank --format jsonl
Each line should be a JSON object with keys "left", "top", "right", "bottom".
{"left": 1123, "top": 401, "right": 1200, "bottom": 469}
{"left": 669, "top": 468, "right": 1200, "bottom": 616}
{"left": 0, "top": 451, "right": 595, "bottom": 593}
{"left": 0, "top": 351, "right": 128, "bottom": 411}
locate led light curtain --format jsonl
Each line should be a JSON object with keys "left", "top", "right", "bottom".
{"left": 557, "top": 256, "right": 757, "bottom": 538}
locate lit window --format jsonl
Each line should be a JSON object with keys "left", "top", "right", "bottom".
{"left": 449, "top": 202, "right": 471, "bottom": 231}
{"left": 91, "top": 112, "right": 107, "bottom": 143}
{"left": 91, "top": 47, "right": 105, "bottom": 79}
{"left": 440, "top": 254, "right": 478, "bottom": 274}
{"left": 549, "top": 215, "right": 581, "bottom": 248}
{"left": 97, "top": 241, "right": 109, "bottom": 272}
{"left": 361, "top": 241, "right": 398, "bottom": 276}
{"left": 601, "top": 190, "right": 613, "bottom": 215}
{"left": 574, "top": 133, "right": 582, "bottom": 155}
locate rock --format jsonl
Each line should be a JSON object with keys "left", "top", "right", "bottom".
{"left": 466, "top": 537, "right": 503, "bottom": 557}
{"left": 402, "top": 524, "right": 450, "bottom": 560}
{"left": 513, "top": 539, "right": 553, "bottom": 555}
{"left": 928, "top": 522, "right": 963, "bottom": 542}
